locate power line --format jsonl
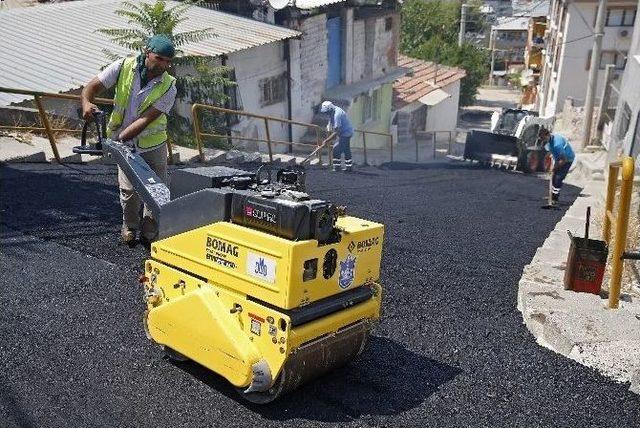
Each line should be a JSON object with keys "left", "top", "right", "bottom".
{"left": 572, "top": 3, "right": 596, "bottom": 36}
{"left": 559, "top": 34, "right": 593, "bottom": 46}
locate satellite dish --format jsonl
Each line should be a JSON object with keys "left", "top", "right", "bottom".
{"left": 268, "top": 0, "right": 289, "bottom": 9}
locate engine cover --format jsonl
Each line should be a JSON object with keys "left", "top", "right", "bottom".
{"left": 230, "top": 190, "right": 337, "bottom": 243}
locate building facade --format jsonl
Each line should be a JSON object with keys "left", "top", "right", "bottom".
{"left": 538, "top": 0, "right": 637, "bottom": 116}
{"left": 392, "top": 55, "right": 466, "bottom": 149}
{"left": 207, "top": 1, "right": 405, "bottom": 150}
{"left": 608, "top": 16, "right": 640, "bottom": 161}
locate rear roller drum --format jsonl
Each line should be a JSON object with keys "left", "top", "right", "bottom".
{"left": 238, "top": 321, "right": 371, "bottom": 404}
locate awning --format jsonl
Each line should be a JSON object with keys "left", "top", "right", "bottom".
{"left": 323, "top": 67, "right": 409, "bottom": 103}
{"left": 418, "top": 88, "right": 450, "bottom": 106}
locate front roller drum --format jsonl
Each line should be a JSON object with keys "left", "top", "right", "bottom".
{"left": 240, "top": 319, "right": 372, "bottom": 404}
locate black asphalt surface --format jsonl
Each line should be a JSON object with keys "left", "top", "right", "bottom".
{"left": 1, "top": 161, "right": 639, "bottom": 427}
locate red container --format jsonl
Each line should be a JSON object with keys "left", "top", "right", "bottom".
{"left": 563, "top": 236, "right": 608, "bottom": 294}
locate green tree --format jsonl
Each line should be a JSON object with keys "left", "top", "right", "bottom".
{"left": 98, "top": 0, "right": 236, "bottom": 148}
{"left": 401, "top": 0, "right": 489, "bottom": 106}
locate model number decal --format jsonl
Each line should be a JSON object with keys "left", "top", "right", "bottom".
{"left": 205, "top": 236, "right": 239, "bottom": 269}
{"left": 247, "top": 252, "right": 277, "bottom": 284}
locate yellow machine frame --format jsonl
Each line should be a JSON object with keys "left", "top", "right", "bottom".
{"left": 142, "top": 215, "right": 384, "bottom": 400}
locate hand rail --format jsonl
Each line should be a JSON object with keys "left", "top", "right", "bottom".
{"left": 353, "top": 128, "right": 393, "bottom": 164}
{"left": 192, "top": 103, "right": 399, "bottom": 167}
{"left": 602, "top": 156, "right": 635, "bottom": 309}
{"left": 192, "top": 103, "right": 329, "bottom": 166}
{"left": 0, "top": 86, "right": 115, "bottom": 163}
{"left": 413, "top": 130, "right": 456, "bottom": 161}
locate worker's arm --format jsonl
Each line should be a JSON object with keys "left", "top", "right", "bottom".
{"left": 80, "top": 77, "right": 106, "bottom": 121}
{"left": 117, "top": 107, "right": 163, "bottom": 142}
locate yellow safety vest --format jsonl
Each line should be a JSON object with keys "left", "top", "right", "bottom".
{"left": 106, "top": 56, "right": 176, "bottom": 149}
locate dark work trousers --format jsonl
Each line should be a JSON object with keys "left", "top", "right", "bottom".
{"left": 550, "top": 160, "right": 572, "bottom": 202}
{"left": 332, "top": 136, "right": 353, "bottom": 170}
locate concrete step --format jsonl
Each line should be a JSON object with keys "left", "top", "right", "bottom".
{"left": 272, "top": 154, "right": 297, "bottom": 165}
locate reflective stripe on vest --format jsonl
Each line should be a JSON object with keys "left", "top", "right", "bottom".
{"left": 106, "top": 56, "right": 175, "bottom": 149}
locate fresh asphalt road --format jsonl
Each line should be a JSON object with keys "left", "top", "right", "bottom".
{"left": 1, "top": 161, "right": 638, "bottom": 428}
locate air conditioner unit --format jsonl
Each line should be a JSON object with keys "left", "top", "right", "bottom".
{"left": 618, "top": 29, "right": 630, "bottom": 38}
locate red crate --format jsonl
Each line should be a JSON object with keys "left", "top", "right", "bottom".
{"left": 564, "top": 236, "right": 608, "bottom": 295}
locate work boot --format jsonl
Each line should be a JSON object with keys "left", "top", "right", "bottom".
{"left": 139, "top": 236, "right": 153, "bottom": 250}
{"left": 121, "top": 227, "right": 136, "bottom": 246}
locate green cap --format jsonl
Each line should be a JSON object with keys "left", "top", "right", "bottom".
{"left": 146, "top": 34, "right": 176, "bottom": 58}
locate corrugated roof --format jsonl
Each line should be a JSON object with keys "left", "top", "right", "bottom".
{"left": 393, "top": 55, "right": 466, "bottom": 109}
{"left": 512, "top": 0, "right": 549, "bottom": 17}
{"left": 294, "top": 0, "right": 347, "bottom": 9}
{"left": 0, "top": 0, "right": 300, "bottom": 106}
{"left": 492, "top": 17, "right": 529, "bottom": 31}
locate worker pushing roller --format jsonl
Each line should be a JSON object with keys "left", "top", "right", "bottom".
{"left": 73, "top": 97, "right": 385, "bottom": 403}
{"left": 81, "top": 35, "right": 177, "bottom": 246}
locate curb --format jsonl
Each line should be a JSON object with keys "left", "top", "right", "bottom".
{"left": 517, "top": 166, "right": 640, "bottom": 394}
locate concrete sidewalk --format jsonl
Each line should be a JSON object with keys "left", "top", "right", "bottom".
{"left": 518, "top": 151, "right": 640, "bottom": 394}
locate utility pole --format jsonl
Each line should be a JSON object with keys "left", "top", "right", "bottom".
{"left": 582, "top": 0, "right": 607, "bottom": 150}
{"left": 489, "top": 28, "right": 496, "bottom": 86}
{"left": 459, "top": 3, "right": 468, "bottom": 47}
{"left": 594, "top": 63, "right": 616, "bottom": 144}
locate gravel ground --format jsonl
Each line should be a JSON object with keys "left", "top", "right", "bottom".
{"left": 1, "top": 161, "right": 639, "bottom": 428}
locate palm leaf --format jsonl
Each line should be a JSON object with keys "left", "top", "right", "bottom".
{"left": 172, "top": 29, "right": 215, "bottom": 47}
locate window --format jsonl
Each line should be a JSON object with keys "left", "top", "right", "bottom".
{"left": 385, "top": 16, "right": 393, "bottom": 32}
{"left": 617, "top": 102, "right": 632, "bottom": 140}
{"left": 605, "top": 7, "right": 636, "bottom": 27}
{"left": 259, "top": 74, "right": 286, "bottom": 107}
{"left": 362, "top": 94, "right": 372, "bottom": 123}
{"left": 599, "top": 51, "right": 627, "bottom": 70}
{"left": 361, "top": 89, "right": 380, "bottom": 123}
{"left": 587, "top": 50, "right": 628, "bottom": 70}
{"left": 226, "top": 69, "right": 241, "bottom": 125}
{"left": 631, "top": 111, "right": 640, "bottom": 157}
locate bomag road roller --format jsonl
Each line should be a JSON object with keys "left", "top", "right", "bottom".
{"left": 74, "top": 112, "right": 384, "bottom": 403}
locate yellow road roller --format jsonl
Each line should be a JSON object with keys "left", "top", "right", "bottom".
{"left": 140, "top": 166, "right": 384, "bottom": 403}
{"left": 73, "top": 115, "right": 384, "bottom": 403}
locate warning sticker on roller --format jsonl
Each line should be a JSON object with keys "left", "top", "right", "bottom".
{"left": 250, "top": 319, "right": 261, "bottom": 336}
{"left": 247, "top": 252, "right": 277, "bottom": 284}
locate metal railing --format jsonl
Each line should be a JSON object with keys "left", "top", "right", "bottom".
{"left": 192, "top": 103, "right": 394, "bottom": 167}
{"left": 353, "top": 129, "right": 394, "bottom": 165}
{"left": 603, "top": 156, "right": 635, "bottom": 309}
{"left": 414, "top": 130, "right": 457, "bottom": 161}
{"left": 0, "top": 86, "right": 181, "bottom": 164}
{"left": 192, "top": 103, "right": 326, "bottom": 164}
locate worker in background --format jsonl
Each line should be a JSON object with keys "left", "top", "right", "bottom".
{"left": 81, "top": 35, "right": 177, "bottom": 246}
{"left": 320, "top": 101, "right": 354, "bottom": 172}
{"left": 539, "top": 127, "right": 575, "bottom": 207}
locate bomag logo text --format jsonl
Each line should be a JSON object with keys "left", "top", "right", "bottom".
{"left": 356, "top": 237, "right": 379, "bottom": 252}
{"left": 206, "top": 237, "right": 239, "bottom": 257}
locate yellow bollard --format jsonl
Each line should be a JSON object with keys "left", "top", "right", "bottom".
{"left": 607, "top": 157, "right": 634, "bottom": 309}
